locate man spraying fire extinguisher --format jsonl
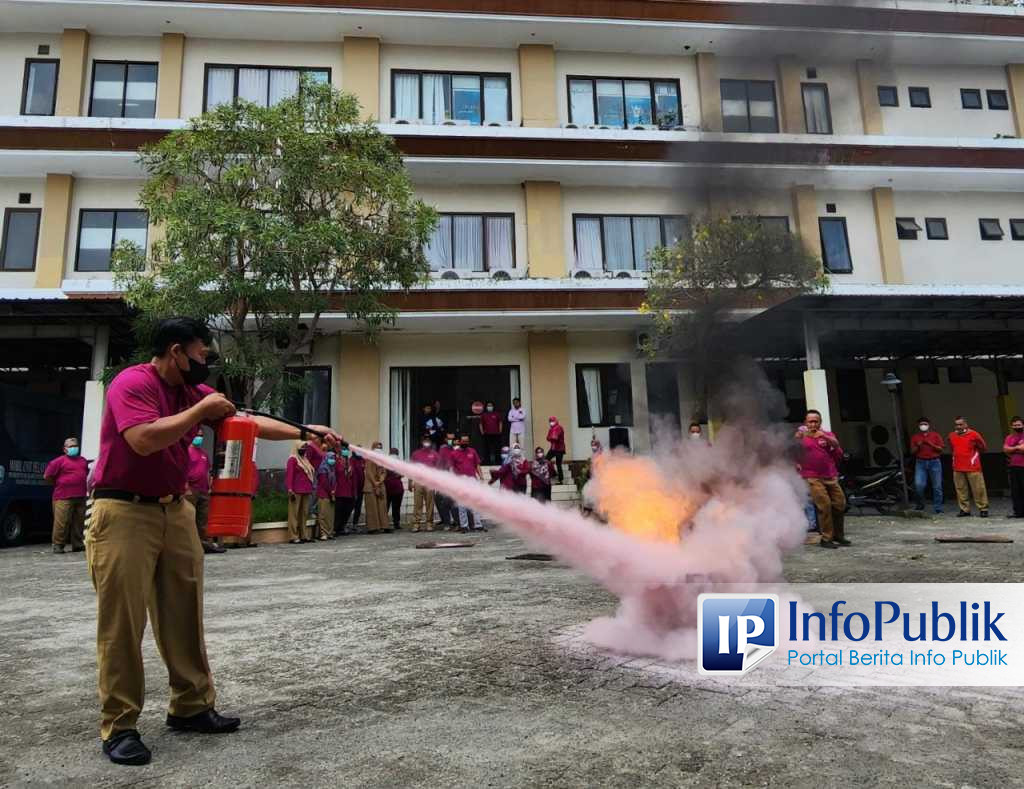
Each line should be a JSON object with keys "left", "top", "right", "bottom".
{"left": 85, "top": 318, "right": 341, "bottom": 767}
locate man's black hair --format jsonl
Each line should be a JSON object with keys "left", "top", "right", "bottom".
{"left": 806, "top": 409, "right": 822, "bottom": 418}
{"left": 150, "top": 318, "right": 213, "bottom": 357}
{"left": 689, "top": 422, "right": 701, "bottom": 430}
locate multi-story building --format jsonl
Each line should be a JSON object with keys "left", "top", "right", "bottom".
{"left": 2, "top": 0, "right": 1024, "bottom": 481}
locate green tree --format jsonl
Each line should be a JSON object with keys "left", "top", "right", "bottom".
{"left": 114, "top": 79, "right": 436, "bottom": 407}
{"left": 642, "top": 216, "right": 825, "bottom": 421}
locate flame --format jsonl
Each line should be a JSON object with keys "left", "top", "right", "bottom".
{"left": 589, "top": 452, "right": 696, "bottom": 544}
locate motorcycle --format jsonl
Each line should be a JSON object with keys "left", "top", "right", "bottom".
{"left": 840, "top": 457, "right": 911, "bottom": 514}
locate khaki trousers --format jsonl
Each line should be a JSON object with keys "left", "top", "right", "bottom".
{"left": 85, "top": 498, "right": 215, "bottom": 740}
{"left": 364, "top": 490, "right": 387, "bottom": 531}
{"left": 412, "top": 484, "right": 435, "bottom": 529}
{"left": 287, "top": 494, "right": 310, "bottom": 541}
{"left": 806, "top": 477, "right": 846, "bottom": 542}
{"left": 317, "top": 498, "right": 335, "bottom": 539}
{"left": 52, "top": 497, "right": 86, "bottom": 549}
{"left": 953, "top": 471, "right": 989, "bottom": 513}
{"left": 185, "top": 493, "right": 210, "bottom": 540}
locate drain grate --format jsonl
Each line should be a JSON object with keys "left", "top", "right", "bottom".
{"left": 506, "top": 553, "right": 555, "bottom": 561}
{"left": 415, "top": 541, "right": 476, "bottom": 549}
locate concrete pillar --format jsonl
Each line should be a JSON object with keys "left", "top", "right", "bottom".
{"left": 996, "top": 366, "right": 1017, "bottom": 437}
{"left": 856, "top": 59, "right": 884, "bottom": 135}
{"left": 528, "top": 332, "right": 572, "bottom": 459}
{"left": 342, "top": 37, "right": 381, "bottom": 120}
{"left": 35, "top": 174, "right": 74, "bottom": 289}
{"left": 871, "top": 187, "right": 905, "bottom": 285}
{"left": 695, "top": 52, "right": 722, "bottom": 132}
{"left": 523, "top": 181, "right": 566, "bottom": 277}
{"left": 55, "top": 29, "right": 89, "bottom": 117}
{"left": 1008, "top": 64, "right": 1024, "bottom": 139}
{"left": 803, "top": 315, "right": 832, "bottom": 430}
{"left": 518, "top": 44, "right": 557, "bottom": 128}
{"left": 339, "top": 334, "right": 381, "bottom": 447}
{"left": 896, "top": 364, "right": 925, "bottom": 436}
{"left": 630, "top": 360, "right": 651, "bottom": 454}
{"left": 81, "top": 325, "right": 110, "bottom": 461}
{"left": 791, "top": 184, "right": 822, "bottom": 264}
{"left": 776, "top": 56, "right": 805, "bottom": 134}
{"left": 156, "top": 33, "right": 185, "bottom": 119}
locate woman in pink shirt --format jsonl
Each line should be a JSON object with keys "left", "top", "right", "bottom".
{"left": 285, "top": 441, "right": 316, "bottom": 544}
{"left": 333, "top": 447, "right": 359, "bottom": 535}
{"left": 44, "top": 436, "right": 90, "bottom": 554}
{"left": 546, "top": 416, "right": 566, "bottom": 484}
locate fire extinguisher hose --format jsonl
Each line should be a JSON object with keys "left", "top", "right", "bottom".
{"left": 231, "top": 407, "right": 335, "bottom": 442}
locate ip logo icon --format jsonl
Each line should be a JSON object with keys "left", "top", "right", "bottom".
{"left": 698, "top": 594, "right": 778, "bottom": 675}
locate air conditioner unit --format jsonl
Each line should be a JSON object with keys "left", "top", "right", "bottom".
{"left": 441, "top": 119, "right": 471, "bottom": 126}
{"left": 561, "top": 122, "right": 580, "bottom": 129}
{"left": 390, "top": 118, "right": 420, "bottom": 125}
{"left": 614, "top": 270, "right": 634, "bottom": 279}
{"left": 632, "top": 124, "right": 659, "bottom": 131}
{"left": 490, "top": 269, "right": 513, "bottom": 280}
{"left": 486, "top": 120, "right": 517, "bottom": 127}
{"left": 868, "top": 423, "right": 895, "bottom": 467}
{"left": 587, "top": 124, "right": 612, "bottom": 131}
{"left": 440, "top": 270, "right": 460, "bottom": 280}
{"left": 572, "top": 269, "right": 594, "bottom": 279}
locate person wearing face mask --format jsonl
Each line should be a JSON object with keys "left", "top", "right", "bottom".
{"left": 44, "top": 436, "right": 91, "bottom": 554}
{"left": 490, "top": 445, "right": 525, "bottom": 492}
{"left": 409, "top": 436, "right": 439, "bottom": 532}
{"left": 545, "top": 417, "right": 566, "bottom": 485}
{"left": 529, "top": 448, "right": 556, "bottom": 502}
{"left": 948, "top": 416, "right": 989, "bottom": 518}
{"left": 434, "top": 432, "right": 458, "bottom": 530}
{"left": 286, "top": 441, "right": 316, "bottom": 544}
{"left": 687, "top": 422, "right": 710, "bottom": 446}
{"left": 334, "top": 446, "right": 359, "bottom": 535}
{"left": 450, "top": 433, "right": 485, "bottom": 532}
{"left": 185, "top": 433, "right": 224, "bottom": 554}
{"left": 508, "top": 398, "right": 527, "bottom": 452}
{"left": 362, "top": 443, "right": 389, "bottom": 533}
{"left": 384, "top": 448, "right": 406, "bottom": 531}
{"left": 85, "top": 317, "right": 342, "bottom": 765}
{"left": 1003, "top": 417, "right": 1024, "bottom": 518}
{"left": 315, "top": 451, "right": 337, "bottom": 541}
{"left": 479, "top": 401, "right": 504, "bottom": 465}
{"left": 909, "top": 417, "right": 945, "bottom": 514}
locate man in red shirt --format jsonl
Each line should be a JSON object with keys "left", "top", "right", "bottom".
{"left": 86, "top": 318, "right": 340, "bottom": 766}
{"left": 434, "top": 432, "right": 457, "bottom": 529}
{"left": 409, "top": 435, "right": 439, "bottom": 532}
{"left": 479, "top": 401, "right": 504, "bottom": 465}
{"left": 450, "top": 433, "right": 485, "bottom": 532}
{"left": 909, "top": 417, "right": 945, "bottom": 514}
{"left": 44, "top": 436, "right": 90, "bottom": 553}
{"left": 795, "top": 409, "right": 848, "bottom": 549}
{"left": 948, "top": 416, "right": 988, "bottom": 518}
{"left": 1003, "top": 416, "right": 1024, "bottom": 518}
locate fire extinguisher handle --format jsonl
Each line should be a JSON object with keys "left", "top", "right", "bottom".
{"left": 230, "top": 406, "right": 330, "bottom": 439}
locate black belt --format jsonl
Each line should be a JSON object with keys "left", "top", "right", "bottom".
{"left": 93, "top": 490, "right": 183, "bottom": 505}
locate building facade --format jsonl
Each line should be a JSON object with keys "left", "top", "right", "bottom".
{"left": 2, "top": 0, "right": 1024, "bottom": 477}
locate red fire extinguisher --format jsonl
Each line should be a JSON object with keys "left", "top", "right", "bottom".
{"left": 207, "top": 416, "right": 260, "bottom": 539}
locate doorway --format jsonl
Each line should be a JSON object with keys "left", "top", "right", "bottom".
{"left": 645, "top": 363, "right": 681, "bottom": 446}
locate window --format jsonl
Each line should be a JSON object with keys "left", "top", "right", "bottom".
{"left": 575, "top": 364, "right": 634, "bottom": 428}
{"left": 801, "top": 83, "right": 832, "bottom": 134}
{"left": 89, "top": 61, "right": 157, "bottom": 118}
{"left": 75, "top": 210, "right": 148, "bottom": 271}
{"left": 961, "top": 89, "right": 983, "bottom": 110}
{"left": 925, "top": 218, "right": 949, "bottom": 240}
{"left": 988, "top": 90, "right": 1010, "bottom": 111}
{"left": 720, "top": 80, "right": 778, "bottom": 133}
{"left": 877, "top": 85, "right": 899, "bottom": 107}
{"left": 0, "top": 208, "right": 41, "bottom": 271}
{"left": 947, "top": 366, "right": 973, "bottom": 384}
{"left": 818, "top": 218, "right": 852, "bottom": 273}
{"left": 908, "top": 86, "right": 931, "bottom": 108}
{"left": 917, "top": 367, "right": 939, "bottom": 385}
{"left": 424, "top": 213, "right": 514, "bottom": 272}
{"left": 979, "top": 218, "right": 1004, "bottom": 241}
{"left": 21, "top": 59, "right": 58, "bottom": 116}
{"left": 1010, "top": 219, "right": 1024, "bottom": 241}
{"left": 895, "top": 218, "right": 922, "bottom": 241}
{"left": 567, "top": 77, "right": 681, "bottom": 129}
{"left": 283, "top": 366, "right": 331, "bottom": 427}
{"left": 574, "top": 215, "right": 690, "bottom": 272}
{"left": 205, "top": 65, "right": 329, "bottom": 111}
{"left": 391, "top": 70, "right": 510, "bottom": 125}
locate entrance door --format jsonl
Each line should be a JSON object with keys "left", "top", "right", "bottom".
{"left": 645, "top": 363, "right": 681, "bottom": 446}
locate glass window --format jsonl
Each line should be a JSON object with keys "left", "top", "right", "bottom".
{"left": 573, "top": 215, "right": 688, "bottom": 271}
{"left": 574, "top": 217, "right": 603, "bottom": 269}
{"left": 721, "top": 79, "right": 778, "bottom": 133}
{"left": 662, "top": 216, "right": 691, "bottom": 246}
{"left": 424, "top": 213, "right": 514, "bottom": 272}
{"left": 801, "top": 84, "right": 832, "bottom": 134}
{"left": 961, "top": 89, "right": 983, "bottom": 110}
{"left": 204, "top": 66, "right": 330, "bottom": 110}
{"left": 452, "top": 75, "right": 481, "bottom": 124}
{"left": 1011, "top": 219, "right": 1024, "bottom": 241}
{"left": 21, "top": 60, "right": 58, "bottom": 116}
{"left": 453, "top": 214, "right": 484, "bottom": 271}
{"left": 0, "top": 209, "right": 41, "bottom": 271}
{"left": 925, "top": 218, "right": 949, "bottom": 240}
{"left": 425, "top": 215, "right": 453, "bottom": 269}
{"left": 76, "top": 210, "right": 148, "bottom": 272}
{"left": 908, "top": 86, "right": 931, "bottom": 108}
{"left": 569, "top": 79, "right": 595, "bottom": 126}
{"left": 483, "top": 76, "right": 509, "bottom": 124}
{"left": 877, "top": 86, "right": 898, "bottom": 107}
{"left": 389, "top": 71, "right": 510, "bottom": 125}
{"left": 895, "top": 218, "right": 922, "bottom": 241}
{"left": 568, "top": 78, "right": 680, "bottom": 129}
{"left": 624, "top": 80, "right": 653, "bottom": 127}
{"left": 602, "top": 217, "right": 633, "bottom": 270}
{"left": 124, "top": 63, "right": 158, "bottom": 118}
{"left": 654, "top": 81, "right": 681, "bottom": 128}
{"left": 757, "top": 216, "right": 791, "bottom": 234}
{"left": 485, "top": 216, "right": 515, "bottom": 269}
{"left": 819, "top": 218, "right": 852, "bottom": 273}
{"left": 283, "top": 367, "right": 331, "bottom": 427}
{"left": 90, "top": 62, "right": 157, "bottom": 118}
{"left": 631, "top": 217, "right": 662, "bottom": 271}
{"left": 575, "top": 364, "right": 634, "bottom": 428}
{"left": 988, "top": 90, "right": 1010, "bottom": 111}
{"left": 979, "top": 218, "right": 1004, "bottom": 241}
{"left": 596, "top": 80, "right": 625, "bottom": 127}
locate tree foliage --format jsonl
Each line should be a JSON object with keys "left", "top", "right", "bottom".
{"left": 113, "top": 79, "right": 436, "bottom": 407}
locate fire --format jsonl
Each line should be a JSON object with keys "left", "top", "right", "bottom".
{"left": 589, "top": 452, "right": 696, "bottom": 544}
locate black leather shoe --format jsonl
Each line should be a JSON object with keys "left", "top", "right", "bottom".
{"left": 102, "top": 729, "right": 151, "bottom": 765}
{"left": 835, "top": 537, "right": 852, "bottom": 546}
{"left": 818, "top": 540, "right": 839, "bottom": 549}
{"left": 166, "top": 709, "right": 241, "bottom": 734}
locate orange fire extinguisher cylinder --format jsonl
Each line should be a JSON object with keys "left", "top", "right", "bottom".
{"left": 207, "top": 416, "right": 259, "bottom": 539}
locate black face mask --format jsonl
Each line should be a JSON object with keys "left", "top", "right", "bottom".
{"left": 179, "top": 352, "right": 210, "bottom": 386}
{"left": 1015, "top": 428, "right": 1024, "bottom": 434}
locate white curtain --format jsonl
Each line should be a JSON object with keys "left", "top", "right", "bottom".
{"left": 509, "top": 367, "right": 521, "bottom": 402}
{"left": 662, "top": 216, "right": 691, "bottom": 247}
{"left": 581, "top": 368, "right": 604, "bottom": 425}
{"left": 486, "top": 216, "right": 514, "bottom": 270}
{"left": 569, "top": 80, "right": 595, "bottom": 126}
{"left": 422, "top": 74, "right": 447, "bottom": 124}
{"left": 483, "top": 77, "right": 508, "bottom": 123}
{"left": 113, "top": 211, "right": 148, "bottom": 251}
{"left": 269, "top": 69, "right": 300, "bottom": 105}
{"left": 602, "top": 217, "right": 633, "bottom": 271}
{"left": 631, "top": 217, "right": 662, "bottom": 271}
{"left": 389, "top": 368, "right": 411, "bottom": 459}
{"left": 574, "top": 217, "right": 602, "bottom": 269}
{"left": 802, "top": 85, "right": 831, "bottom": 134}
{"left": 453, "top": 215, "right": 483, "bottom": 271}
{"left": 394, "top": 73, "right": 419, "bottom": 119}
{"left": 206, "top": 68, "right": 234, "bottom": 109}
{"left": 238, "top": 68, "right": 268, "bottom": 106}
{"left": 425, "top": 215, "right": 452, "bottom": 270}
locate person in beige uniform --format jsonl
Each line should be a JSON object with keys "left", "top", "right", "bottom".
{"left": 362, "top": 442, "right": 388, "bottom": 533}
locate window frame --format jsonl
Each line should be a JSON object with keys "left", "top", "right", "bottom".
{"left": 20, "top": 58, "right": 59, "bottom": 116}
{"left": 987, "top": 89, "right": 1010, "bottom": 111}
{"left": 908, "top": 86, "right": 931, "bottom": 108}
{"left": 572, "top": 214, "right": 690, "bottom": 272}
{"left": 0, "top": 207, "right": 42, "bottom": 271}
{"left": 574, "top": 363, "right": 635, "bottom": 428}
{"left": 566, "top": 75, "right": 683, "bottom": 129}
{"left": 895, "top": 217, "right": 923, "bottom": 241}
{"left": 818, "top": 217, "right": 853, "bottom": 274}
{"left": 74, "top": 208, "right": 150, "bottom": 272}
{"left": 88, "top": 60, "right": 159, "bottom": 118}
{"left": 960, "top": 88, "right": 983, "bottom": 110}
{"left": 800, "top": 82, "right": 833, "bottom": 134}
{"left": 390, "top": 69, "right": 512, "bottom": 125}
{"left": 979, "top": 218, "right": 1005, "bottom": 241}
{"left": 283, "top": 365, "right": 333, "bottom": 428}
{"left": 1009, "top": 219, "right": 1024, "bottom": 241}
{"left": 203, "top": 64, "right": 333, "bottom": 112}
{"left": 720, "top": 78, "right": 779, "bottom": 133}
{"left": 925, "top": 218, "right": 949, "bottom": 241}
{"left": 877, "top": 85, "right": 899, "bottom": 107}
{"left": 425, "top": 212, "right": 516, "bottom": 272}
